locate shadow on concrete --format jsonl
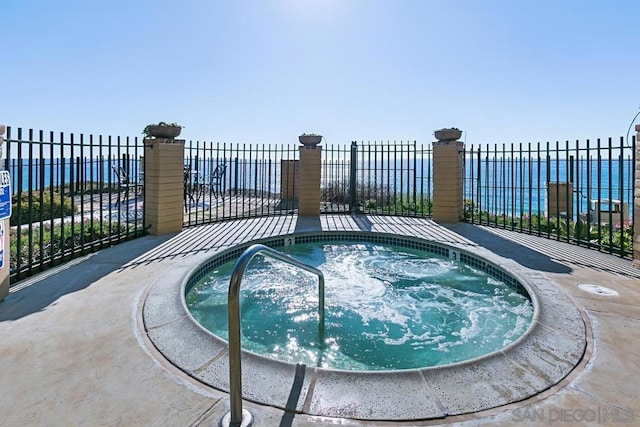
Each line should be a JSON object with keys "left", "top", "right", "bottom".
{"left": 353, "top": 215, "right": 373, "bottom": 232}
{"left": 294, "top": 216, "right": 322, "bottom": 233}
{"left": 445, "top": 223, "right": 573, "bottom": 274}
{"left": 0, "top": 235, "right": 171, "bottom": 321}
{"left": 279, "top": 364, "right": 307, "bottom": 427}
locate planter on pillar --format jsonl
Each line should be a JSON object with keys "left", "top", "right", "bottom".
{"left": 142, "top": 122, "right": 182, "bottom": 140}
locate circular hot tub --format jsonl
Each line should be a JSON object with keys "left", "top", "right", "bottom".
{"left": 186, "top": 237, "right": 534, "bottom": 371}
{"left": 142, "top": 231, "right": 588, "bottom": 421}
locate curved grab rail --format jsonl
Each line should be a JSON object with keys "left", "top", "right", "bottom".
{"left": 227, "top": 244, "right": 325, "bottom": 427}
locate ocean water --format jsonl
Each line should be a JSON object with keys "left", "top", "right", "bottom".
{"left": 463, "top": 158, "right": 635, "bottom": 217}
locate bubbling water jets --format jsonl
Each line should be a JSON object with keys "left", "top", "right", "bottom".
{"left": 186, "top": 241, "right": 534, "bottom": 370}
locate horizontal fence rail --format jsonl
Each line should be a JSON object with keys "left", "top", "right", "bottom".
{"left": 464, "top": 137, "right": 635, "bottom": 258}
{"left": 5, "top": 127, "right": 146, "bottom": 282}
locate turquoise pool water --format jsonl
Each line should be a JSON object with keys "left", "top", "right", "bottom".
{"left": 186, "top": 241, "right": 533, "bottom": 371}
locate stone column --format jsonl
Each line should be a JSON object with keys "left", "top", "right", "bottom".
{"left": 634, "top": 125, "right": 640, "bottom": 267}
{"left": 432, "top": 138, "right": 465, "bottom": 223}
{"left": 143, "top": 138, "right": 185, "bottom": 235}
{"left": 0, "top": 124, "right": 7, "bottom": 301}
{"left": 298, "top": 145, "right": 322, "bottom": 216}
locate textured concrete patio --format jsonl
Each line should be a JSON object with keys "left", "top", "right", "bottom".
{"left": 1, "top": 216, "right": 638, "bottom": 426}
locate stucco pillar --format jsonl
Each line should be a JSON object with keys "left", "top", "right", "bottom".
{"left": 298, "top": 146, "right": 322, "bottom": 216}
{"left": 280, "top": 159, "right": 299, "bottom": 202}
{"left": 432, "top": 139, "right": 465, "bottom": 223}
{"left": 0, "top": 124, "right": 8, "bottom": 301}
{"left": 143, "top": 138, "right": 185, "bottom": 235}
{"left": 633, "top": 125, "right": 640, "bottom": 267}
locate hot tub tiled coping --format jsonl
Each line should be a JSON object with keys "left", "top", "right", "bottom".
{"left": 142, "top": 231, "right": 588, "bottom": 421}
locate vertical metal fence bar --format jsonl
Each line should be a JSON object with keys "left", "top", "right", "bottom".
{"left": 535, "top": 142, "right": 541, "bottom": 235}
{"left": 509, "top": 143, "right": 514, "bottom": 225}
{"left": 69, "top": 133, "right": 76, "bottom": 260}
{"left": 105, "top": 135, "right": 112, "bottom": 239}
{"left": 571, "top": 140, "right": 583, "bottom": 245}
{"left": 379, "top": 143, "right": 385, "bottom": 215}
{"left": 606, "top": 138, "right": 613, "bottom": 253}
{"left": 349, "top": 141, "right": 357, "bottom": 214}
{"left": 563, "top": 140, "right": 569, "bottom": 243}
{"left": 101, "top": 148, "right": 108, "bottom": 249}
{"left": 27, "top": 129, "right": 35, "bottom": 272}
{"left": 618, "top": 136, "right": 625, "bottom": 256}
{"left": 553, "top": 141, "right": 558, "bottom": 241}
{"left": 48, "top": 131, "right": 56, "bottom": 263}
{"left": 238, "top": 144, "right": 243, "bottom": 218}
{"left": 376, "top": 143, "right": 381, "bottom": 214}
{"left": 500, "top": 145, "right": 505, "bottom": 228}
{"left": 586, "top": 139, "right": 592, "bottom": 248}
{"left": 475, "top": 145, "right": 481, "bottom": 223}
{"left": 414, "top": 142, "right": 418, "bottom": 216}
{"left": 60, "top": 132, "right": 68, "bottom": 261}
{"left": 491, "top": 144, "right": 496, "bottom": 227}
{"left": 90, "top": 135, "right": 96, "bottom": 251}
{"left": 392, "top": 141, "right": 404, "bottom": 215}
{"left": 14, "top": 128, "right": 22, "bottom": 278}
{"left": 38, "top": 133, "right": 45, "bottom": 270}
{"left": 574, "top": 140, "right": 581, "bottom": 246}
{"left": 545, "top": 142, "right": 550, "bottom": 238}
{"left": 364, "top": 144, "right": 370, "bottom": 213}
{"left": 485, "top": 144, "right": 489, "bottom": 224}
{"left": 518, "top": 143, "right": 523, "bottom": 232}
{"left": 596, "top": 138, "right": 602, "bottom": 246}
{"left": 78, "top": 135, "right": 85, "bottom": 252}
{"left": 527, "top": 142, "right": 532, "bottom": 234}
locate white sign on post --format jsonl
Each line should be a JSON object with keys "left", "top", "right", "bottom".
{"left": 0, "top": 171, "right": 10, "bottom": 221}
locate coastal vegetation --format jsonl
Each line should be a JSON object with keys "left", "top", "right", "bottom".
{"left": 463, "top": 199, "right": 633, "bottom": 255}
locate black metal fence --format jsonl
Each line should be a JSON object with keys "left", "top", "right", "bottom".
{"left": 182, "top": 140, "right": 434, "bottom": 223}
{"left": 464, "top": 137, "right": 635, "bottom": 258}
{"left": 321, "top": 141, "right": 433, "bottom": 216}
{"left": 5, "top": 127, "right": 146, "bottom": 281}
{"left": 5, "top": 126, "right": 636, "bottom": 282}
{"left": 182, "top": 142, "right": 300, "bottom": 226}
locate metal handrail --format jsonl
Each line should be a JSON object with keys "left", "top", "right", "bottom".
{"left": 226, "top": 244, "right": 325, "bottom": 427}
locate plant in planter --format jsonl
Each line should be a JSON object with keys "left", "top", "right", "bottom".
{"left": 434, "top": 127, "right": 462, "bottom": 142}
{"left": 143, "top": 122, "right": 183, "bottom": 139}
{"left": 298, "top": 133, "right": 323, "bottom": 147}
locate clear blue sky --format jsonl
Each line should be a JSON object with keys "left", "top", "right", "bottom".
{"left": 3, "top": 0, "right": 639, "bottom": 145}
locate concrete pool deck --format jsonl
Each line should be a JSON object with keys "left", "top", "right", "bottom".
{"left": 1, "top": 215, "right": 639, "bottom": 426}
